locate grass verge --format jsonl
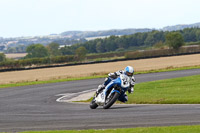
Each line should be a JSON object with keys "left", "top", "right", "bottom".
{"left": 127, "top": 74, "right": 200, "bottom": 104}
{"left": 135, "top": 65, "right": 200, "bottom": 74}
{"left": 85, "top": 74, "right": 200, "bottom": 104}
{"left": 0, "top": 75, "right": 106, "bottom": 88}
{"left": 17, "top": 125, "right": 200, "bottom": 133}
{"left": 0, "top": 65, "right": 200, "bottom": 89}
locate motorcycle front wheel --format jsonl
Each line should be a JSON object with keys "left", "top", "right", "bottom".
{"left": 90, "top": 97, "right": 98, "bottom": 109}
{"left": 103, "top": 92, "right": 120, "bottom": 109}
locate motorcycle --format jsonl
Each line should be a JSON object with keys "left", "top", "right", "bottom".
{"left": 90, "top": 74, "right": 130, "bottom": 109}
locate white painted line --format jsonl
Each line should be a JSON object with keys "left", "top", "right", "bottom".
{"left": 56, "top": 89, "right": 96, "bottom": 102}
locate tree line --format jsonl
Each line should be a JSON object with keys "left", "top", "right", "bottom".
{"left": 1, "top": 27, "right": 200, "bottom": 66}
{"left": 60, "top": 28, "right": 200, "bottom": 55}
{"left": 3, "top": 38, "right": 87, "bottom": 54}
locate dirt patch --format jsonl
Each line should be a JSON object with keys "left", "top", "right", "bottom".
{"left": 0, "top": 54, "right": 200, "bottom": 84}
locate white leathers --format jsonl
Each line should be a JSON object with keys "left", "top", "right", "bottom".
{"left": 108, "top": 66, "right": 135, "bottom": 93}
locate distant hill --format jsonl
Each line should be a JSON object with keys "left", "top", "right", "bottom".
{"left": 1, "top": 22, "right": 200, "bottom": 52}
{"left": 60, "top": 28, "right": 153, "bottom": 39}
{"left": 60, "top": 22, "right": 200, "bottom": 39}
{"left": 162, "top": 22, "right": 200, "bottom": 31}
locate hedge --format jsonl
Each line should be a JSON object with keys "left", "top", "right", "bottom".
{"left": 0, "top": 45, "right": 200, "bottom": 71}
{"left": 125, "top": 45, "right": 200, "bottom": 59}
{"left": 0, "top": 55, "right": 78, "bottom": 70}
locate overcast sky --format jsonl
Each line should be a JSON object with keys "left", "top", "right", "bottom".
{"left": 0, "top": 0, "right": 200, "bottom": 38}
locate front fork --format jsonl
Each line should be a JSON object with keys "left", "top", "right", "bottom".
{"left": 105, "top": 87, "right": 121, "bottom": 103}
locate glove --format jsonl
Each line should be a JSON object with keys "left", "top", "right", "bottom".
{"left": 128, "top": 87, "right": 134, "bottom": 94}
{"left": 108, "top": 73, "right": 117, "bottom": 79}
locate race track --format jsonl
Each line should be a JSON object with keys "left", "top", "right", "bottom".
{"left": 0, "top": 69, "right": 200, "bottom": 132}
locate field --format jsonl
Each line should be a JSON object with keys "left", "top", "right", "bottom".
{"left": 5, "top": 53, "right": 27, "bottom": 59}
{"left": 17, "top": 125, "right": 200, "bottom": 133}
{"left": 0, "top": 54, "right": 200, "bottom": 84}
{"left": 127, "top": 74, "right": 200, "bottom": 104}
{"left": 84, "top": 74, "right": 200, "bottom": 104}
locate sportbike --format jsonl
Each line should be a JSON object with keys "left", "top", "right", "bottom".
{"left": 90, "top": 74, "right": 130, "bottom": 109}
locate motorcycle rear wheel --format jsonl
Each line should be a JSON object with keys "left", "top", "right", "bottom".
{"left": 103, "top": 92, "right": 120, "bottom": 109}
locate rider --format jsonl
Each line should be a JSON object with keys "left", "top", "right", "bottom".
{"left": 96, "top": 66, "right": 135, "bottom": 103}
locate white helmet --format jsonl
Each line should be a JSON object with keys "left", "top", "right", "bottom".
{"left": 124, "top": 66, "right": 134, "bottom": 76}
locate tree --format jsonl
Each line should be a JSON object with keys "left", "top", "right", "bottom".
{"left": 16, "top": 45, "right": 26, "bottom": 53}
{"left": 25, "top": 44, "right": 49, "bottom": 58}
{"left": 6, "top": 47, "right": 17, "bottom": 53}
{"left": 75, "top": 46, "right": 87, "bottom": 60}
{"left": 0, "top": 53, "right": 6, "bottom": 62}
{"left": 60, "top": 46, "right": 74, "bottom": 55}
{"left": 182, "top": 28, "right": 197, "bottom": 42}
{"left": 196, "top": 30, "right": 200, "bottom": 41}
{"left": 47, "top": 42, "right": 61, "bottom": 56}
{"left": 153, "top": 41, "right": 165, "bottom": 49}
{"left": 96, "top": 41, "right": 105, "bottom": 53}
{"left": 144, "top": 31, "right": 165, "bottom": 46}
{"left": 104, "top": 36, "right": 118, "bottom": 52}
{"left": 165, "top": 32, "right": 184, "bottom": 49}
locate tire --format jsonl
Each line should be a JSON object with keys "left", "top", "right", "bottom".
{"left": 90, "top": 97, "right": 98, "bottom": 109}
{"left": 103, "top": 92, "right": 120, "bottom": 109}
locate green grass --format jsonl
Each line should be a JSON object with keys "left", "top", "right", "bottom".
{"left": 135, "top": 65, "right": 200, "bottom": 74}
{"left": 0, "top": 75, "right": 106, "bottom": 88}
{"left": 0, "top": 65, "right": 200, "bottom": 89}
{"left": 16, "top": 125, "right": 200, "bottom": 133}
{"left": 85, "top": 74, "right": 200, "bottom": 104}
{"left": 126, "top": 74, "right": 200, "bottom": 104}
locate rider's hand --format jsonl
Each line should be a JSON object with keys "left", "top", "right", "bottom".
{"left": 108, "top": 73, "right": 117, "bottom": 79}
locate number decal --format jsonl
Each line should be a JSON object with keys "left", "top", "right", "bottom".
{"left": 120, "top": 74, "right": 130, "bottom": 88}
{"left": 122, "top": 78, "right": 128, "bottom": 85}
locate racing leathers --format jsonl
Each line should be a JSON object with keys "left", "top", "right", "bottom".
{"left": 97, "top": 70, "right": 135, "bottom": 103}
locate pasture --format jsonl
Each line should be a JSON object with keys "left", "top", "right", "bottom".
{"left": 5, "top": 53, "right": 27, "bottom": 59}
{"left": 0, "top": 54, "right": 200, "bottom": 84}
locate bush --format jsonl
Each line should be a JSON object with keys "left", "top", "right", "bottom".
{"left": 0, "top": 55, "right": 77, "bottom": 70}
{"left": 87, "top": 51, "right": 125, "bottom": 60}
{"left": 125, "top": 45, "right": 200, "bottom": 59}
{"left": 0, "top": 53, "right": 6, "bottom": 62}
{"left": 1, "top": 45, "right": 200, "bottom": 71}
{"left": 165, "top": 32, "right": 184, "bottom": 49}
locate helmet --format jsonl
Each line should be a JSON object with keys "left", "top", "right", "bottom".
{"left": 124, "top": 66, "right": 134, "bottom": 76}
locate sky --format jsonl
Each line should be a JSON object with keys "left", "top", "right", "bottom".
{"left": 0, "top": 0, "right": 200, "bottom": 38}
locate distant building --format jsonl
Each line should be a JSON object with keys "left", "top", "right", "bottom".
{"left": 59, "top": 44, "right": 71, "bottom": 49}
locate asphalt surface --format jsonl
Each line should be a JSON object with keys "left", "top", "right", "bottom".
{"left": 0, "top": 69, "right": 200, "bottom": 132}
